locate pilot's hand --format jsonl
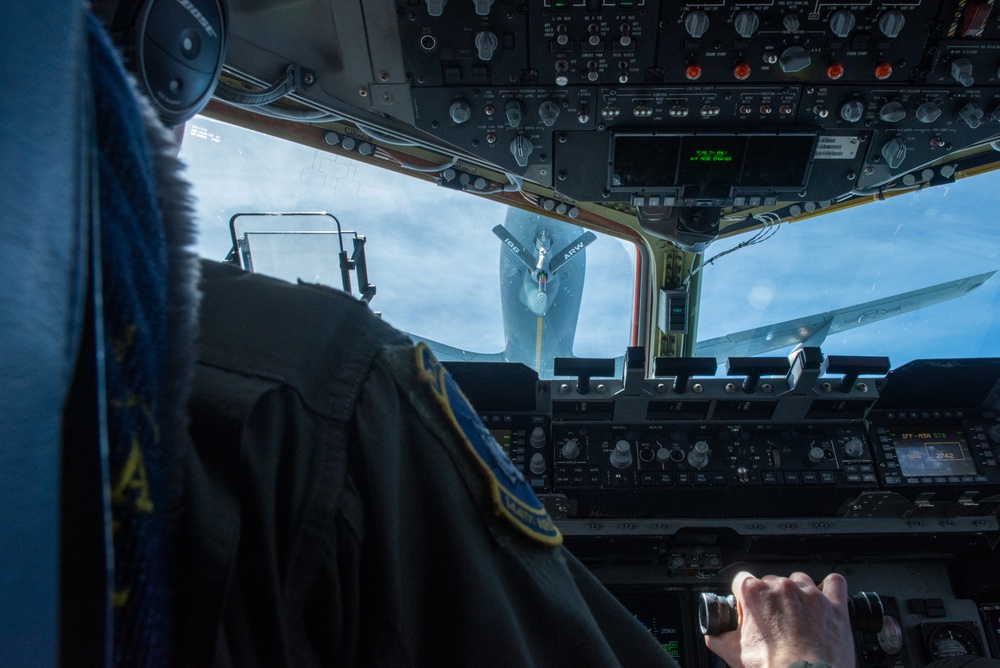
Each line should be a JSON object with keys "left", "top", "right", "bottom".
{"left": 704, "top": 571, "right": 855, "bottom": 668}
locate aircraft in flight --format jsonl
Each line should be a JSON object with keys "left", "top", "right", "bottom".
{"left": 410, "top": 208, "right": 597, "bottom": 375}
{"left": 414, "top": 206, "right": 995, "bottom": 372}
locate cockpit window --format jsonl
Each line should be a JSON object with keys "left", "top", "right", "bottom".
{"left": 697, "top": 173, "right": 1000, "bottom": 367}
{"left": 178, "top": 116, "right": 636, "bottom": 377}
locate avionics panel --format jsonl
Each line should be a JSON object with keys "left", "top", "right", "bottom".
{"left": 610, "top": 133, "right": 816, "bottom": 194}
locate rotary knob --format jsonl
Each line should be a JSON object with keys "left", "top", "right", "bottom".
{"left": 538, "top": 100, "right": 560, "bottom": 127}
{"left": 840, "top": 99, "right": 865, "bottom": 123}
{"left": 879, "top": 10, "right": 905, "bottom": 38}
{"left": 915, "top": 102, "right": 942, "bottom": 124}
{"left": 959, "top": 102, "right": 984, "bottom": 129}
{"left": 734, "top": 11, "right": 760, "bottom": 38}
{"left": 879, "top": 101, "right": 906, "bottom": 123}
{"left": 530, "top": 426, "right": 546, "bottom": 448}
{"left": 504, "top": 100, "right": 524, "bottom": 128}
{"left": 808, "top": 446, "right": 826, "bottom": 464}
{"left": 610, "top": 440, "right": 633, "bottom": 469}
{"left": 560, "top": 438, "right": 581, "bottom": 460}
{"left": 656, "top": 446, "right": 671, "bottom": 463}
{"left": 779, "top": 45, "right": 811, "bottom": 73}
{"left": 737, "top": 466, "right": 749, "bottom": 483}
{"left": 844, "top": 437, "right": 866, "bottom": 459}
{"left": 881, "top": 137, "right": 907, "bottom": 169}
{"left": 509, "top": 134, "right": 533, "bottom": 167}
{"left": 829, "top": 10, "right": 856, "bottom": 38}
{"left": 684, "top": 10, "right": 710, "bottom": 39}
{"left": 783, "top": 14, "right": 800, "bottom": 33}
{"left": 449, "top": 101, "right": 472, "bottom": 124}
{"left": 952, "top": 58, "right": 975, "bottom": 87}
{"left": 688, "top": 440, "right": 710, "bottom": 469}
{"left": 529, "top": 452, "right": 547, "bottom": 475}
{"left": 474, "top": 31, "right": 498, "bottom": 61}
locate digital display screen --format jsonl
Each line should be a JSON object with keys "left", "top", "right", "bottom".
{"left": 611, "top": 133, "right": 816, "bottom": 191}
{"left": 892, "top": 429, "right": 978, "bottom": 478}
{"left": 490, "top": 429, "right": 512, "bottom": 456}
{"left": 612, "top": 135, "right": 680, "bottom": 188}
{"left": 740, "top": 135, "right": 815, "bottom": 188}
{"left": 676, "top": 136, "right": 746, "bottom": 186}
{"left": 613, "top": 591, "right": 687, "bottom": 663}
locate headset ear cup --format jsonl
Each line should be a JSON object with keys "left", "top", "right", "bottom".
{"left": 102, "top": 0, "right": 227, "bottom": 125}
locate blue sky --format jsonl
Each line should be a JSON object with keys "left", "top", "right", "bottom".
{"left": 697, "top": 175, "right": 1000, "bottom": 366}
{"left": 180, "top": 116, "right": 1000, "bottom": 371}
{"left": 180, "top": 117, "right": 635, "bottom": 362}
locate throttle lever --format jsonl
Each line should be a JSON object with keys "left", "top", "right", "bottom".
{"left": 698, "top": 590, "right": 884, "bottom": 636}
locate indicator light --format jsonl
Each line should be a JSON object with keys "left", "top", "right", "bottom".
{"left": 733, "top": 61, "right": 751, "bottom": 80}
{"left": 874, "top": 61, "right": 893, "bottom": 80}
{"left": 827, "top": 62, "right": 845, "bottom": 80}
{"left": 686, "top": 63, "right": 703, "bottom": 80}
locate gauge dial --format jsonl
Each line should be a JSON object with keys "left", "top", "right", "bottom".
{"left": 927, "top": 624, "right": 983, "bottom": 660}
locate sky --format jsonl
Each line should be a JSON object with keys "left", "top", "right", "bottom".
{"left": 179, "top": 117, "right": 635, "bottom": 364}
{"left": 179, "top": 116, "right": 1000, "bottom": 373}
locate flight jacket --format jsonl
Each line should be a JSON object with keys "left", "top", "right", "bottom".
{"left": 177, "top": 259, "right": 675, "bottom": 667}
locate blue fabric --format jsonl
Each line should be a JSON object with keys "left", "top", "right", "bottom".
{"left": 0, "top": 3, "right": 86, "bottom": 665}
{"left": 89, "top": 14, "right": 171, "bottom": 666}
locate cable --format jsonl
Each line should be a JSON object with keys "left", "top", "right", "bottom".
{"left": 222, "top": 98, "right": 338, "bottom": 122}
{"left": 682, "top": 212, "right": 782, "bottom": 287}
{"left": 353, "top": 120, "right": 422, "bottom": 147}
{"left": 373, "top": 146, "right": 460, "bottom": 173}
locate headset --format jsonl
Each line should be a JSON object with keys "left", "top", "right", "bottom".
{"left": 92, "top": 0, "right": 227, "bottom": 125}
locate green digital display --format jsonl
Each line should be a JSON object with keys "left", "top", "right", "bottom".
{"left": 688, "top": 148, "right": 735, "bottom": 163}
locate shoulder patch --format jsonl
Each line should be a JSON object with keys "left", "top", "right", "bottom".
{"left": 415, "top": 343, "right": 562, "bottom": 546}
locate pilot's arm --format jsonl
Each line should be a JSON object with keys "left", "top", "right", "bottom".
{"left": 705, "top": 571, "right": 855, "bottom": 668}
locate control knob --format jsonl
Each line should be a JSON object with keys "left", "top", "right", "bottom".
{"left": 448, "top": 101, "right": 472, "bottom": 124}
{"left": 782, "top": 14, "right": 800, "bottom": 33}
{"left": 610, "top": 439, "right": 633, "bottom": 469}
{"left": 538, "top": 100, "right": 560, "bottom": 127}
{"left": 529, "top": 452, "right": 546, "bottom": 475}
{"left": 656, "top": 446, "right": 672, "bottom": 464}
{"left": 684, "top": 11, "right": 710, "bottom": 39}
{"left": 530, "top": 426, "right": 546, "bottom": 448}
{"left": 560, "top": 438, "right": 581, "bottom": 460}
{"left": 504, "top": 100, "right": 524, "bottom": 128}
{"left": 879, "top": 101, "right": 906, "bottom": 123}
{"left": 688, "top": 440, "right": 710, "bottom": 469}
{"left": 879, "top": 10, "right": 905, "bottom": 39}
{"left": 952, "top": 58, "right": 975, "bottom": 87}
{"left": 844, "top": 437, "right": 866, "bottom": 459}
{"left": 737, "top": 466, "right": 749, "bottom": 483}
{"left": 916, "top": 102, "right": 943, "bottom": 124}
{"left": 840, "top": 99, "right": 864, "bottom": 123}
{"left": 959, "top": 102, "right": 984, "bottom": 129}
{"left": 734, "top": 11, "right": 760, "bottom": 38}
{"left": 808, "top": 446, "right": 826, "bottom": 464}
{"left": 778, "top": 45, "right": 811, "bottom": 73}
{"left": 509, "top": 134, "right": 533, "bottom": 167}
{"left": 474, "top": 31, "right": 498, "bottom": 61}
{"left": 829, "top": 10, "right": 856, "bottom": 38}
{"left": 881, "top": 136, "right": 906, "bottom": 169}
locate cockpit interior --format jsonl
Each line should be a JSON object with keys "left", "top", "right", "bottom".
{"left": 6, "top": 0, "right": 1000, "bottom": 665}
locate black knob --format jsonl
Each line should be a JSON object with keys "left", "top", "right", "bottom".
{"left": 698, "top": 590, "right": 883, "bottom": 636}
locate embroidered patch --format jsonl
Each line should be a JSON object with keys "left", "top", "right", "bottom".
{"left": 415, "top": 343, "right": 562, "bottom": 546}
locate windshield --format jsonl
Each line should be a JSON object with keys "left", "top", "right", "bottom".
{"left": 698, "top": 175, "right": 1000, "bottom": 367}
{"left": 179, "top": 116, "right": 636, "bottom": 377}
{"left": 180, "top": 117, "right": 1000, "bottom": 375}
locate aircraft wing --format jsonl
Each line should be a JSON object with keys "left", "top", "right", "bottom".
{"left": 407, "top": 334, "right": 508, "bottom": 364}
{"left": 696, "top": 270, "right": 997, "bottom": 362}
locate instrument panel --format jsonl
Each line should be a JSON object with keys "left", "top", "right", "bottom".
{"left": 448, "top": 353, "right": 1000, "bottom": 666}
